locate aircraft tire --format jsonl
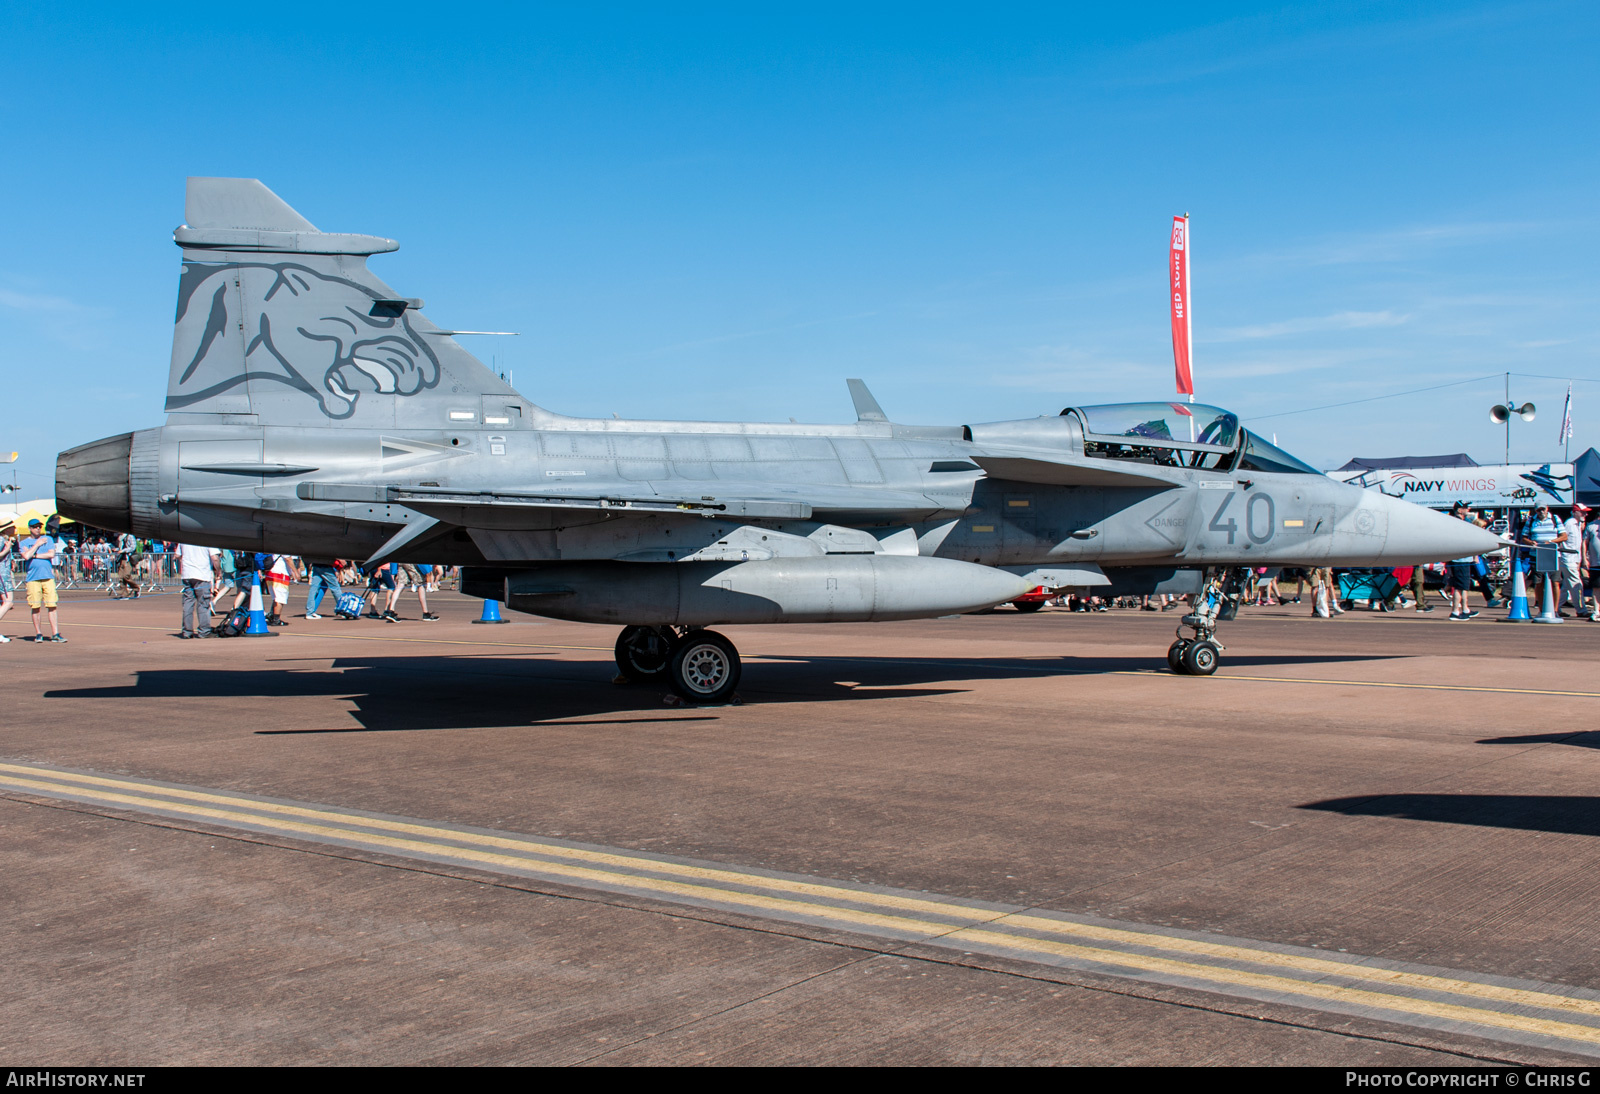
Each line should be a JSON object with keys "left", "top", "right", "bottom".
{"left": 1014, "top": 600, "right": 1044, "bottom": 613}
{"left": 669, "top": 629, "right": 742, "bottom": 704}
{"left": 1167, "top": 640, "right": 1191, "bottom": 674}
{"left": 615, "top": 625, "right": 673, "bottom": 683}
{"left": 1182, "top": 639, "right": 1220, "bottom": 676}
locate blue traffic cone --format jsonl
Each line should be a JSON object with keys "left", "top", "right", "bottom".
{"left": 472, "top": 598, "right": 509, "bottom": 624}
{"left": 245, "top": 572, "right": 276, "bottom": 636}
{"left": 1505, "top": 566, "right": 1531, "bottom": 622}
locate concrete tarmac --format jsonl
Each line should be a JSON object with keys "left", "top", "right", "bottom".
{"left": 2, "top": 586, "right": 1598, "bottom": 1065}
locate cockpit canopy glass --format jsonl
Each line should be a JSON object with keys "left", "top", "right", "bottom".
{"left": 1071, "top": 403, "right": 1239, "bottom": 449}
{"left": 1237, "top": 430, "right": 1322, "bottom": 475}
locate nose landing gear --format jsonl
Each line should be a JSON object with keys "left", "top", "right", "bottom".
{"left": 1167, "top": 568, "right": 1243, "bottom": 676}
{"left": 614, "top": 625, "right": 743, "bottom": 704}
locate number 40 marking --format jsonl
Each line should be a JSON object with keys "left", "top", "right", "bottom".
{"left": 1210, "top": 492, "right": 1276, "bottom": 546}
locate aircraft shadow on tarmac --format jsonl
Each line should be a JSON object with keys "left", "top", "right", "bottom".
{"left": 1476, "top": 731, "right": 1600, "bottom": 751}
{"left": 42, "top": 650, "right": 1393, "bottom": 734}
{"left": 1299, "top": 795, "right": 1600, "bottom": 838}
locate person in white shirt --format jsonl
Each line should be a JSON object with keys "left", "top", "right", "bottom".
{"left": 1556, "top": 506, "right": 1587, "bottom": 616}
{"left": 177, "top": 543, "right": 220, "bottom": 639}
{"left": 263, "top": 554, "right": 300, "bottom": 627}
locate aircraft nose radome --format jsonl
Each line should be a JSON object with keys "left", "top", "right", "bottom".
{"left": 1373, "top": 493, "right": 1501, "bottom": 563}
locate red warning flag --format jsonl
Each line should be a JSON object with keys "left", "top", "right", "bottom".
{"left": 1169, "top": 215, "right": 1193, "bottom": 397}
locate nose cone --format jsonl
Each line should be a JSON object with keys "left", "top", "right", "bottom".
{"left": 1366, "top": 491, "right": 1502, "bottom": 563}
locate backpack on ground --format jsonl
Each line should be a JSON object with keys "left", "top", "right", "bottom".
{"left": 214, "top": 607, "right": 251, "bottom": 637}
{"left": 334, "top": 592, "right": 363, "bottom": 620}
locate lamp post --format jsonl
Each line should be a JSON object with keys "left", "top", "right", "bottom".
{"left": 1489, "top": 385, "right": 1542, "bottom": 617}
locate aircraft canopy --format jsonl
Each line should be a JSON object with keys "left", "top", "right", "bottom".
{"left": 1069, "top": 402, "right": 1239, "bottom": 449}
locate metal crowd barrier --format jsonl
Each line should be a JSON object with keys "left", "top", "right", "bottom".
{"left": 7, "top": 550, "right": 180, "bottom": 596}
{"left": 6, "top": 552, "right": 468, "bottom": 598}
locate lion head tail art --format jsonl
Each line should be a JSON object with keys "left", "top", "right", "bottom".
{"left": 164, "top": 178, "right": 514, "bottom": 425}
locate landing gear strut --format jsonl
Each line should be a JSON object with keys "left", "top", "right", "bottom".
{"left": 614, "top": 625, "right": 743, "bottom": 704}
{"left": 1167, "top": 568, "right": 1244, "bottom": 676}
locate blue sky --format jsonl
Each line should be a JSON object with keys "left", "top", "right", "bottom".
{"left": 2, "top": 2, "right": 1596, "bottom": 498}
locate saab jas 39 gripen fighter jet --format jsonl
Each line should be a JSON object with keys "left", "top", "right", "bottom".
{"left": 56, "top": 178, "right": 1500, "bottom": 700}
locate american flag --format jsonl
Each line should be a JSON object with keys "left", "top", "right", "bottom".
{"left": 1558, "top": 383, "right": 1573, "bottom": 445}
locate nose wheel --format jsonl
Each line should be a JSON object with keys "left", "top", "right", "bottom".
{"left": 615, "top": 625, "right": 743, "bottom": 704}
{"left": 1169, "top": 637, "right": 1220, "bottom": 676}
{"left": 1166, "top": 567, "right": 1242, "bottom": 676}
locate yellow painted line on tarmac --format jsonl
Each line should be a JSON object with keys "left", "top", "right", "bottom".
{"left": 0, "top": 763, "right": 999, "bottom": 922}
{"left": 949, "top": 927, "right": 1600, "bottom": 1048}
{"left": 992, "top": 912, "right": 1600, "bottom": 1020}
{"left": 4, "top": 761, "right": 1600, "bottom": 1051}
{"left": 0, "top": 772, "right": 959, "bottom": 939}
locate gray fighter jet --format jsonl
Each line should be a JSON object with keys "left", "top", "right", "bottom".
{"left": 57, "top": 178, "right": 1499, "bottom": 699}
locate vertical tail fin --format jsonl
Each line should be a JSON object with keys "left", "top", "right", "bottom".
{"left": 167, "top": 178, "right": 521, "bottom": 426}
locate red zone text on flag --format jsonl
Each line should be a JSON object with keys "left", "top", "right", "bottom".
{"left": 1169, "top": 216, "right": 1193, "bottom": 397}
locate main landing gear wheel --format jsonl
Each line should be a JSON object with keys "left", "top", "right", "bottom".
{"left": 1013, "top": 600, "right": 1044, "bottom": 613}
{"left": 669, "top": 629, "right": 742, "bottom": 704}
{"left": 614, "top": 625, "right": 674, "bottom": 683}
{"left": 1181, "top": 639, "right": 1220, "bottom": 676}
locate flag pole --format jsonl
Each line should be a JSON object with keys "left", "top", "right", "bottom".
{"left": 1561, "top": 382, "right": 1572, "bottom": 463}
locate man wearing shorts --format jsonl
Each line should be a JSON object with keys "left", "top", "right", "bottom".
{"left": 18, "top": 519, "right": 65, "bottom": 642}
{"left": 1445, "top": 503, "right": 1484, "bottom": 621}
{"left": 395, "top": 562, "right": 439, "bottom": 621}
{"left": 364, "top": 563, "right": 398, "bottom": 620}
{"left": 260, "top": 553, "right": 298, "bottom": 627}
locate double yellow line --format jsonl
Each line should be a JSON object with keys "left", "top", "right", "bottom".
{"left": 4, "top": 759, "right": 1598, "bottom": 1054}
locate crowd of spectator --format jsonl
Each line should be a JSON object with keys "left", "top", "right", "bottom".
{"left": 1034, "top": 502, "right": 1600, "bottom": 622}
{"left": 178, "top": 552, "right": 458, "bottom": 636}
{"left": 0, "top": 523, "right": 465, "bottom": 641}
